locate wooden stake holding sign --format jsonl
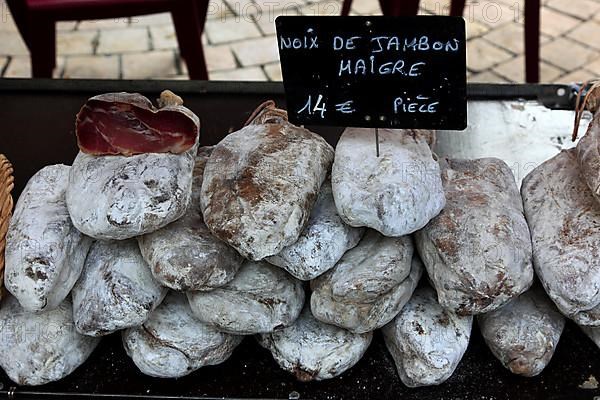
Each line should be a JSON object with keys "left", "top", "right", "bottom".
{"left": 275, "top": 16, "right": 467, "bottom": 156}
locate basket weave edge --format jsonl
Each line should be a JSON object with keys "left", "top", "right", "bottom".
{"left": 0, "top": 154, "right": 14, "bottom": 300}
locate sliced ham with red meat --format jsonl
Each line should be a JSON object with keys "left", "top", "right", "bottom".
{"left": 76, "top": 90, "right": 200, "bottom": 156}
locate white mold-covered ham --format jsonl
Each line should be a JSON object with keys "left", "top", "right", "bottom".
{"left": 576, "top": 111, "right": 600, "bottom": 203}
{"left": 67, "top": 90, "right": 200, "bottom": 241}
{"left": 310, "top": 231, "right": 422, "bottom": 333}
{"left": 5, "top": 164, "right": 92, "bottom": 312}
{"left": 416, "top": 157, "right": 534, "bottom": 315}
{"left": 331, "top": 127, "right": 445, "bottom": 237}
{"left": 0, "top": 295, "right": 100, "bottom": 386}
{"left": 382, "top": 286, "right": 472, "bottom": 387}
{"left": 326, "top": 231, "right": 414, "bottom": 303}
{"left": 522, "top": 149, "right": 600, "bottom": 325}
{"left": 258, "top": 307, "right": 372, "bottom": 382}
{"left": 72, "top": 240, "right": 167, "bottom": 336}
{"left": 266, "top": 180, "right": 364, "bottom": 280}
{"left": 76, "top": 90, "right": 199, "bottom": 156}
{"left": 123, "top": 292, "right": 242, "bottom": 378}
{"left": 66, "top": 139, "right": 198, "bottom": 240}
{"left": 138, "top": 147, "right": 243, "bottom": 291}
{"left": 200, "top": 101, "right": 334, "bottom": 261}
{"left": 478, "top": 285, "right": 565, "bottom": 377}
{"left": 187, "top": 260, "right": 304, "bottom": 335}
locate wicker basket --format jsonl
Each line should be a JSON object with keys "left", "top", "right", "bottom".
{"left": 0, "top": 154, "right": 14, "bottom": 297}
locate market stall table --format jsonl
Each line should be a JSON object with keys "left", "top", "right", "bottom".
{"left": 0, "top": 79, "right": 598, "bottom": 400}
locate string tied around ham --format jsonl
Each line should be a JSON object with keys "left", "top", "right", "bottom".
{"left": 244, "top": 100, "right": 289, "bottom": 126}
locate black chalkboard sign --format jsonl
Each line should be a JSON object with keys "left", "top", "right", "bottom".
{"left": 276, "top": 16, "right": 467, "bottom": 130}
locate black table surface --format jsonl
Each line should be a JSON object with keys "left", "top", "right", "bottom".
{"left": 0, "top": 78, "right": 595, "bottom": 400}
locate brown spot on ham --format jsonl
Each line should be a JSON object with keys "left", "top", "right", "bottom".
{"left": 76, "top": 91, "right": 199, "bottom": 156}
{"left": 293, "top": 365, "right": 317, "bottom": 382}
{"left": 434, "top": 237, "right": 458, "bottom": 258}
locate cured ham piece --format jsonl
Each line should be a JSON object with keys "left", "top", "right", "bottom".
{"left": 416, "top": 157, "right": 533, "bottom": 315}
{"left": 72, "top": 240, "right": 167, "bottom": 337}
{"left": 187, "top": 260, "right": 304, "bottom": 335}
{"left": 123, "top": 292, "right": 242, "bottom": 378}
{"left": 5, "top": 164, "right": 92, "bottom": 312}
{"left": 76, "top": 90, "right": 199, "bottom": 156}
{"left": 310, "top": 231, "right": 422, "bottom": 333}
{"left": 478, "top": 285, "right": 565, "bottom": 377}
{"left": 332, "top": 127, "right": 444, "bottom": 237}
{"left": 138, "top": 147, "right": 243, "bottom": 291}
{"left": 266, "top": 180, "right": 364, "bottom": 281}
{"left": 0, "top": 295, "right": 100, "bottom": 386}
{"left": 382, "top": 286, "right": 472, "bottom": 387}
{"left": 200, "top": 101, "right": 334, "bottom": 260}
{"left": 522, "top": 149, "right": 600, "bottom": 325}
{"left": 257, "top": 307, "right": 372, "bottom": 382}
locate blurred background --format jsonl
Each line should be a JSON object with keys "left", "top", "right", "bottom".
{"left": 0, "top": 0, "right": 598, "bottom": 82}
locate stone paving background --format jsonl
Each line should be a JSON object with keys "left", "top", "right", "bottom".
{"left": 0, "top": 0, "right": 599, "bottom": 82}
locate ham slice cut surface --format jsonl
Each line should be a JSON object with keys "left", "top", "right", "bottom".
{"left": 76, "top": 91, "right": 199, "bottom": 156}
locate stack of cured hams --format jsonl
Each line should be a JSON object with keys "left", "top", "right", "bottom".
{"left": 3, "top": 89, "right": 600, "bottom": 388}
